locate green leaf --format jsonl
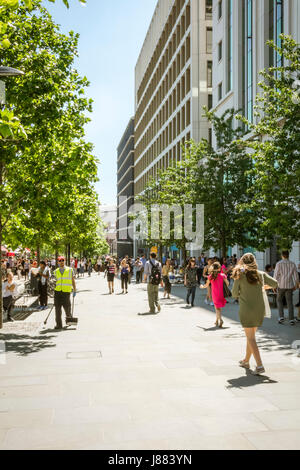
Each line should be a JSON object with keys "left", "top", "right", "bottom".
{"left": 2, "top": 37, "right": 11, "bottom": 48}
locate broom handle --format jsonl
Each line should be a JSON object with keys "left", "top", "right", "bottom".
{"left": 71, "top": 294, "right": 75, "bottom": 318}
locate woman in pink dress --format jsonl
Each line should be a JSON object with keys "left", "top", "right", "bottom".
{"left": 201, "top": 262, "right": 229, "bottom": 328}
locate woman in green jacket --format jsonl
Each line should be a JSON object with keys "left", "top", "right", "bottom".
{"left": 232, "top": 253, "right": 278, "bottom": 376}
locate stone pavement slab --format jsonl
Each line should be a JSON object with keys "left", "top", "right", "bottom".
{"left": 0, "top": 273, "right": 300, "bottom": 450}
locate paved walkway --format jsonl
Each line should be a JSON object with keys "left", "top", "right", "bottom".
{"left": 0, "top": 273, "right": 299, "bottom": 450}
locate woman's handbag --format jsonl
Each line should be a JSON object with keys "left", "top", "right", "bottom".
{"left": 263, "top": 288, "right": 272, "bottom": 318}
{"left": 223, "top": 279, "right": 232, "bottom": 298}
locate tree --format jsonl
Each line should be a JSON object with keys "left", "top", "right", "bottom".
{"left": 238, "top": 35, "right": 300, "bottom": 250}
{"left": 136, "top": 109, "right": 253, "bottom": 259}
{"left": 0, "top": 1, "right": 101, "bottom": 327}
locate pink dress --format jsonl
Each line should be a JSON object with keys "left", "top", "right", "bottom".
{"left": 209, "top": 273, "right": 227, "bottom": 308}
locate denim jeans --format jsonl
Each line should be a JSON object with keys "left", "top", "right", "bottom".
{"left": 277, "top": 288, "right": 294, "bottom": 320}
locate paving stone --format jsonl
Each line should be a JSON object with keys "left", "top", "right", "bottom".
{"left": 52, "top": 404, "right": 131, "bottom": 425}
{"left": 0, "top": 273, "right": 299, "bottom": 449}
{"left": 0, "top": 423, "right": 104, "bottom": 450}
{"left": 244, "top": 431, "right": 300, "bottom": 450}
{"left": 254, "top": 410, "right": 300, "bottom": 431}
{"left": 192, "top": 413, "right": 268, "bottom": 436}
{"left": 0, "top": 409, "right": 53, "bottom": 429}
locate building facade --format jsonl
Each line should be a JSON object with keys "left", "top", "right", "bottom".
{"left": 117, "top": 118, "right": 135, "bottom": 258}
{"left": 100, "top": 205, "right": 117, "bottom": 256}
{"left": 212, "top": 0, "right": 300, "bottom": 267}
{"left": 133, "top": 0, "right": 213, "bottom": 256}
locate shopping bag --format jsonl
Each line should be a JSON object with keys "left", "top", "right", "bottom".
{"left": 263, "top": 288, "right": 272, "bottom": 319}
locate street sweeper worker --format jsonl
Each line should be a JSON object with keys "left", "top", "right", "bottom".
{"left": 53, "top": 256, "right": 77, "bottom": 330}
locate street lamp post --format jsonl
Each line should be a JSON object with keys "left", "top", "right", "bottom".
{"left": 0, "top": 65, "right": 24, "bottom": 329}
{"left": 0, "top": 66, "right": 24, "bottom": 106}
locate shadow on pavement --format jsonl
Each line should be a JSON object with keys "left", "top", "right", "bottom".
{"left": 226, "top": 369, "right": 278, "bottom": 389}
{"left": 197, "top": 325, "right": 231, "bottom": 332}
{"left": 0, "top": 333, "right": 57, "bottom": 357}
{"left": 170, "top": 285, "right": 300, "bottom": 354}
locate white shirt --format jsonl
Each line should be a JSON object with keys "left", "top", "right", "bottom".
{"left": 38, "top": 266, "right": 50, "bottom": 286}
{"left": 2, "top": 281, "right": 18, "bottom": 298}
{"left": 274, "top": 259, "right": 298, "bottom": 289}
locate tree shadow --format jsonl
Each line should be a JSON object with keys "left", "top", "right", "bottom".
{"left": 0, "top": 333, "right": 57, "bottom": 357}
{"left": 226, "top": 369, "right": 278, "bottom": 389}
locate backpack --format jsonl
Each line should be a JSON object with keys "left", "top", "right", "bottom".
{"left": 149, "top": 260, "right": 161, "bottom": 285}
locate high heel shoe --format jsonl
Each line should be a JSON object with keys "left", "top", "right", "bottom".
{"left": 215, "top": 319, "right": 219, "bottom": 327}
{"left": 219, "top": 320, "right": 224, "bottom": 328}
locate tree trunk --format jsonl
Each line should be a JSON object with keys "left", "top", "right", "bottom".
{"left": 67, "top": 244, "right": 71, "bottom": 266}
{"left": 159, "top": 243, "right": 163, "bottom": 262}
{"left": 55, "top": 243, "right": 59, "bottom": 269}
{"left": 0, "top": 223, "right": 3, "bottom": 330}
{"left": 0, "top": 158, "right": 3, "bottom": 329}
{"left": 37, "top": 243, "right": 40, "bottom": 265}
{"left": 221, "top": 233, "right": 227, "bottom": 260}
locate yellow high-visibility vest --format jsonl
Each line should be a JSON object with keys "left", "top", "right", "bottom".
{"left": 54, "top": 267, "right": 73, "bottom": 293}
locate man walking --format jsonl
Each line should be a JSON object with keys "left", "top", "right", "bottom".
{"left": 142, "top": 252, "right": 162, "bottom": 314}
{"left": 135, "top": 257, "right": 143, "bottom": 284}
{"left": 54, "top": 256, "right": 77, "bottom": 330}
{"left": 274, "top": 251, "right": 299, "bottom": 325}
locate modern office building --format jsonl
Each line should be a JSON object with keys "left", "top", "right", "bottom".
{"left": 133, "top": 0, "right": 213, "bottom": 256}
{"left": 134, "top": 0, "right": 213, "bottom": 196}
{"left": 100, "top": 205, "right": 117, "bottom": 256}
{"left": 212, "top": 0, "right": 300, "bottom": 266}
{"left": 117, "top": 118, "right": 135, "bottom": 258}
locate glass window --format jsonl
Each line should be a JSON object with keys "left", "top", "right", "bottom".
{"left": 205, "top": 0, "right": 213, "bottom": 19}
{"left": 218, "top": 83, "right": 222, "bottom": 101}
{"left": 218, "top": 0, "right": 223, "bottom": 20}
{"left": 218, "top": 41, "right": 223, "bottom": 61}
{"left": 227, "top": 0, "right": 233, "bottom": 92}
{"left": 208, "top": 94, "right": 213, "bottom": 109}
{"left": 206, "top": 27, "right": 213, "bottom": 53}
{"left": 207, "top": 60, "right": 213, "bottom": 87}
{"left": 245, "top": 0, "right": 253, "bottom": 123}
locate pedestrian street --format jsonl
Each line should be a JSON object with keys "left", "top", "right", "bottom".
{"left": 0, "top": 273, "right": 300, "bottom": 450}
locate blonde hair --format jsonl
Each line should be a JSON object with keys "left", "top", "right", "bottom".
{"left": 209, "top": 262, "right": 221, "bottom": 281}
{"left": 232, "top": 253, "right": 261, "bottom": 285}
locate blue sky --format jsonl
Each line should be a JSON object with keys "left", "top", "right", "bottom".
{"left": 45, "top": 0, "right": 157, "bottom": 206}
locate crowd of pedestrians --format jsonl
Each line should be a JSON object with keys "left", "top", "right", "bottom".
{"left": 2, "top": 248, "right": 300, "bottom": 376}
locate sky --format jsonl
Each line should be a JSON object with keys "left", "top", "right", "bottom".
{"left": 45, "top": 0, "right": 157, "bottom": 206}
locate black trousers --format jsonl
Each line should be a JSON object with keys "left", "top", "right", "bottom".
{"left": 38, "top": 282, "right": 48, "bottom": 306}
{"left": 196, "top": 268, "right": 203, "bottom": 284}
{"left": 186, "top": 286, "right": 196, "bottom": 305}
{"left": 3, "top": 295, "right": 13, "bottom": 319}
{"left": 54, "top": 291, "right": 71, "bottom": 328}
{"left": 136, "top": 271, "right": 141, "bottom": 284}
{"left": 163, "top": 276, "right": 172, "bottom": 294}
{"left": 121, "top": 273, "right": 128, "bottom": 291}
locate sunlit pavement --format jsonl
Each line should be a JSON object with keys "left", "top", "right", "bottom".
{"left": 0, "top": 273, "right": 300, "bottom": 450}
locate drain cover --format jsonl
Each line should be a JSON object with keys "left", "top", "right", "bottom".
{"left": 66, "top": 351, "right": 102, "bottom": 359}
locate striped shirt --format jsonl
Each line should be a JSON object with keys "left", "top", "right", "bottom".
{"left": 274, "top": 259, "right": 298, "bottom": 289}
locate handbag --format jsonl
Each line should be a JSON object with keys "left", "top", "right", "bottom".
{"left": 262, "top": 287, "right": 272, "bottom": 319}
{"left": 223, "top": 278, "right": 232, "bottom": 298}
